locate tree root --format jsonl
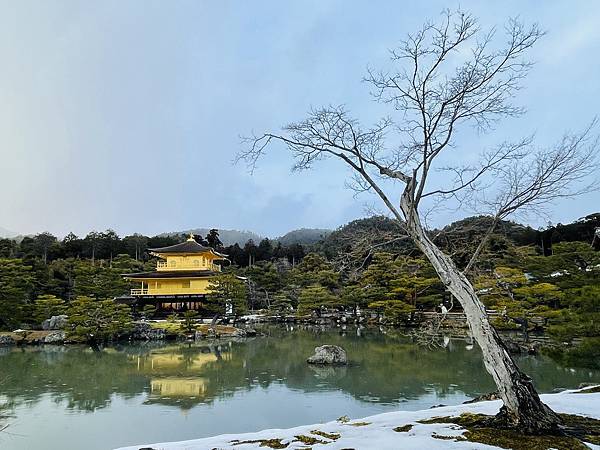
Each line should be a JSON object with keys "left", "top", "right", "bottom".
{"left": 419, "top": 412, "right": 600, "bottom": 449}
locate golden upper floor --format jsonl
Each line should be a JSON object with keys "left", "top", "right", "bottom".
{"left": 148, "top": 235, "right": 227, "bottom": 272}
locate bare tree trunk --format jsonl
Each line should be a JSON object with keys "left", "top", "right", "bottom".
{"left": 400, "top": 194, "right": 560, "bottom": 432}
{"left": 210, "top": 313, "right": 220, "bottom": 330}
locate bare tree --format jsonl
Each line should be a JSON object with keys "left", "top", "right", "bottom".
{"left": 238, "top": 10, "right": 598, "bottom": 432}
{"left": 327, "top": 218, "right": 412, "bottom": 280}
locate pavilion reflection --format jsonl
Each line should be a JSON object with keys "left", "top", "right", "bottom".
{"left": 131, "top": 343, "right": 236, "bottom": 408}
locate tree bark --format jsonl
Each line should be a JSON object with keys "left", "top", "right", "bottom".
{"left": 400, "top": 192, "right": 561, "bottom": 433}
{"left": 211, "top": 313, "right": 221, "bottom": 330}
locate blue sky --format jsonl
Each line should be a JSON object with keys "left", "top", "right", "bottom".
{"left": 1, "top": 1, "right": 599, "bottom": 238}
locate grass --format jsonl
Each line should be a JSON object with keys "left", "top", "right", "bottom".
{"left": 310, "top": 430, "right": 341, "bottom": 440}
{"left": 294, "top": 434, "right": 328, "bottom": 445}
{"left": 0, "top": 330, "right": 53, "bottom": 343}
{"left": 230, "top": 438, "right": 288, "bottom": 448}
{"left": 346, "top": 421, "right": 371, "bottom": 427}
{"left": 575, "top": 385, "right": 600, "bottom": 394}
{"left": 149, "top": 322, "right": 239, "bottom": 336}
{"left": 417, "top": 412, "right": 600, "bottom": 450}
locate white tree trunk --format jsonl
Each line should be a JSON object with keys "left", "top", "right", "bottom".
{"left": 400, "top": 194, "right": 560, "bottom": 432}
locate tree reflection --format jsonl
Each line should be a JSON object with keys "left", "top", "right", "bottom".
{"left": 0, "top": 327, "right": 598, "bottom": 415}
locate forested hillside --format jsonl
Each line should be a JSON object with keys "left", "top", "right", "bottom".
{"left": 1, "top": 214, "right": 598, "bottom": 367}
{"left": 160, "top": 228, "right": 262, "bottom": 246}
{"left": 277, "top": 228, "right": 332, "bottom": 246}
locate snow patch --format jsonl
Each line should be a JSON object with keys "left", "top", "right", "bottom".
{"left": 115, "top": 388, "right": 600, "bottom": 450}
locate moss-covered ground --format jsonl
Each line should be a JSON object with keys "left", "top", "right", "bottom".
{"left": 416, "top": 412, "right": 600, "bottom": 450}
{"left": 149, "top": 322, "right": 239, "bottom": 336}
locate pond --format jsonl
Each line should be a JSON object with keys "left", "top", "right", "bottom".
{"left": 0, "top": 326, "right": 598, "bottom": 450}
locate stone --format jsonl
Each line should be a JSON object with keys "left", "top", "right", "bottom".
{"left": 0, "top": 335, "right": 15, "bottom": 345}
{"left": 44, "top": 330, "right": 66, "bottom": 344}
{"left": 131, "top": 322, "right": 166, "bottom": 340}
{"left": 42, "top": 315, "right": 68, "bottom": 330}
{"left": 463, "top": 392, "right": 501, "bottom": 404}
{"left": 307, "top": 345, "right": 348, "bottom": 365}
{"left": 503, "top": 338, "right": 524, "bottom": 354}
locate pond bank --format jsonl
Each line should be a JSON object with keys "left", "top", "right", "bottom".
{"left": 115, "top": 387, "right": 600, "bottom": 450}
{"left": 0, "top": 322, "right": 254, "bottom": 345}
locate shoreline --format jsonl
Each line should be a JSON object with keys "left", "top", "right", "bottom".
{"left": 0, "top": 319, "right": 554, "bottom": 354}
{"left": 114, "top": 387, "right": 600, "bottom": 450}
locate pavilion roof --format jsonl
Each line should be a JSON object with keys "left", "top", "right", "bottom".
{"left": 122, "top": 270, "right": 220, "bottom": 280}
{"left": 148, "top": 239, "right": 227, "bottom": 257}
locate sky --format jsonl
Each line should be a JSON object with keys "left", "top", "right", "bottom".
{"left": 0, "top": 0, "right": 599, "bottom": 238}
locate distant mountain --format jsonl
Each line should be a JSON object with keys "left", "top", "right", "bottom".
{"left": 321, "top": 213, "right": 600, "bottom": 262}
{"left": 435, "top": 213, "right": 600, "bottom": 250}
{"left": 277, "top": 228, "right": 332, "bottom": 246}
{"left": 434, "top": 216, "right": 539, "bottom": 247}
{"left": 0, "top": 226, "right": 17, "bottom": 239}
{"left": 161, "top": 227, "right": 333, "bottom": 247}
{"left": 160, "top": 228, "right": 263, "bottom": 247}
{"left": 321, "top": 216, "right": 413, "bottom": 259}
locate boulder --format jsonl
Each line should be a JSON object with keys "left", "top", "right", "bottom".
{"left": 42, "top": 315, "right": 69, "bottom": 330}
{"left": 0, "top": 335, "right": 15, "bottom": 345}
{"left": 307, "top": 345, "right": 347, "bottom": 365}
{"left": 463, "top": 392, "right": 501, "bottom": 404}
{"left": 131, "top": 322, "right": 166, "bottom": 340}
{"left": 44, "top": 330, "right": 66, "bottom": 344}
{"left": 503, "top": 338, "right": 524, "bottom": 354}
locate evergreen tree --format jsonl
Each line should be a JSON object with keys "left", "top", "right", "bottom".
{"left": 32, "top": 295, "right": 67, "bottom": 325}
{"left": 66, "top": 296, "right": 133, "bottom": 344}
{"left": 0, "top": 259, "right": 34, "bottom": 329}
{"left": 206, "top": 272, "right": 247, "bottom": 318}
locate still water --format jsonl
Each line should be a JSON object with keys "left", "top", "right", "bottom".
{"left": 0, "top": 326, "right": 598, "bottom": 450}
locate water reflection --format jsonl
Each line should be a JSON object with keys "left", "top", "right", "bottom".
{"left": 0, "top": 327, "right": 598, "bottom": 415}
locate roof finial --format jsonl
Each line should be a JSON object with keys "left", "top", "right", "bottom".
{"left": 187, "top": 232, "right": 196, "bottom": 242}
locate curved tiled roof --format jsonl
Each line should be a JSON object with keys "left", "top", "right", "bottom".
{"left": 148, "top": 237, "right": 227, "bottom": 258}
{"left": 148, "top": 240, "right": 213, "bottom": 254}
{"left": 122, "top": 270, "right": 220, "bottom": 279}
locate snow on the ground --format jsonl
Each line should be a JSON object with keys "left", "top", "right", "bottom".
{"left": 115, "top": 388, "right": 600, "bottom": 450}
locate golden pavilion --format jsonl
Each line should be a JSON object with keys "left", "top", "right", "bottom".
{"left": 122, "top": 234, "right": 227, "bottom": 313}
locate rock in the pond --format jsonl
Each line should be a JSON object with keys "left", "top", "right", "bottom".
{"left": 307, "top": 345, "right": 347, "bottom": 365}
{"left": 42, "top": 315, "right": 69, "bottom": 330}
{"left": 44, "top": 330, "right": 66, "bottom": 344}
{"left": 463, "top": 392, "right": 501, "bottom": 404}
{"left": 503, "top": 338, "right": 526, "bottom": 354}
{"left": 0, "top": 335, "right": 15, "bottom": 345}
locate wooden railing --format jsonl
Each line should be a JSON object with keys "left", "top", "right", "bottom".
{"left": 131, "top": 288, "right": 149, "bottom": 295}
{"left": 156, "top": 261, "right": 220, "bottom": 271}
{"left": 131, "top": 287, "right": 206, "bottom": 296}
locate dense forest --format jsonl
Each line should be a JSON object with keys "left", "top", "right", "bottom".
{"left": 0, "top": 213, "right": 598, "bottom": 366}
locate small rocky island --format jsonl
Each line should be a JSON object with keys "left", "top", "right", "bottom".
{"left": 307, "top": 345, "right": 348, "bottom": 365}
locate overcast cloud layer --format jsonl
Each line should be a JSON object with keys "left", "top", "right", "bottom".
{"left": 1, "top": 0, "right": 599, "bottom": 238}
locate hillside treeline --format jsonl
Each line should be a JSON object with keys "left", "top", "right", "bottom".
{"left": 0, "top": 214, "right": 598, "bottom": 367}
